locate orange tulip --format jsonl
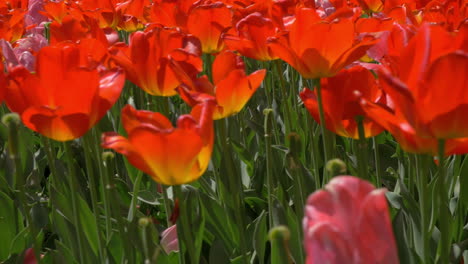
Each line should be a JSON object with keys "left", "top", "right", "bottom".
{"left": 300, "top": 66, "right": 385, "bottom": 139}
{"left": 148, "top": 0, "right": 198, "bottom": 30}
{"left": 110, "top": 26, "right": 202, "bottom": 96}
{"left": 361, "top": 97, "right": 468, "bottom": 155}
{"left": 5, "top": 43, "right": 125, "bottom": 141}
{"left": 49, "top": 15, "right": 110, "bottom": 46}
{"left": 177, "top": 51, "right": 266, "bottom": 119}
{"left": 187, "top": 2, "right": 232, "bottom": 54}
{"left": 377, "top": 24, "right": 468, "bottom": 139}
{"left": 268, "top": 8, "right": 377, "bottom": 79}
{"left": 101, "top": 99, "right": 216, "bottom": 185}
{"left": 223, "top": 12, "right": 278, "bottom": 61}
{"left": 0, "top": 9, "right": 25, "bottom": 43}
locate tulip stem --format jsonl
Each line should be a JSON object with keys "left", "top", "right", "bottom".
{"left": 82, "top": 133, "right": 106, "bottom": 262}
{"left": 416, "top": 155, "right": 429, "bottom": 263}
{"left": 63, "top": 142, "right": 86, "bottom": 264}
{"left": 173, "top": 185, "right": 198, "bottom": 264}
{"left": 4, "top": 115, "right": 41, "bottom": 261}
{"left": 92, "top": 130, "right": 112, "bottom": 243}
{"left": 218, "top": 118, "right": 250, "bottom": 264}
{"left": 314, "top": 80, "right": 331, "bottom": 184}
{"left": 43, "top": 137, "right": 59, "bottom": 188}
{"left": 355, "top": 116, "right": 368, "bottom": 180}
{"left": 102, "top": 151, "right": 132, "bottom": 261}
{"left": 264, "top": 109, "right": 275, "bottom": 228}
{"left": 275, "top": 60, "right": 293, "bottom": 134}
{"left": 373, "top": 137, "right": 382, "bottom": 187}
{"left": 437, "top": 139, "right": 450, "bottom": 264}
{"left": 161, "top": 185, "right": 172, "bottom": 226}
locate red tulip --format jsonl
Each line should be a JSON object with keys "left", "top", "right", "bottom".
{"left": 102, "top": 99, "right": 216, "bottom": 185}
{"left": 223, "top": 12, "right": 278, "bottom": 61}
{"left": 268, "top": 8, "right": 377, "bottom": 79}
{"left": 187, "top": 2, "right": 232, "bottom": 54}
{"left": 300, "top": 66, "right": 385, "bottom": 139}
{"left": 303, "top": 176, "right": 399, "bottom": 264}
{"left": 5, "top": 43, "right": 125, "bottom": 141}
{"left": 377, "top": 24, "right": 468, "bottom": 139}
{"left": 361, "top": 97, "right": 468, "bottom": 155}
{"left": 110, "top": 26, "right": 202, "bottom": 96}
{"left": 0, "top": 8, "right": 25, "bottom": 43}
{"left": 177, "top": 51, "right": 266, "bottom": 119}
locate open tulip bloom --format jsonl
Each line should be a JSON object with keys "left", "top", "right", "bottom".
{"left": 4, "top": 42, "right": 125, "bottom": 141}
{"left": 102, "top": 99, "right": 215, "bottom": 185}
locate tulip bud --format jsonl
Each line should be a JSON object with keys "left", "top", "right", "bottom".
{"left": 138, "top": 217, "right": 151, "bottom": 228}
{"left": 287, "top": 132, "right": 302, "bottom": 159}
{"left": 325, "top": 158, "right": 347, "bottom": 177}
{"left": 2, "top": 113, "right": 21, "bottom": 159}
{"left": 269, "top": 226, "right": 293, "bottom": 264}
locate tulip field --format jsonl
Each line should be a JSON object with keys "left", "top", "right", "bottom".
{"left": 0, "top": 0, "right": 467, "bottom": 263}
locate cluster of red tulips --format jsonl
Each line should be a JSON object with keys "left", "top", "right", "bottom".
{"left": 0, "top": 0, "right": 467, "bottom": 263}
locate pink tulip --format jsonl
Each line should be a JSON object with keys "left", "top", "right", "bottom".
{"left": 0, "top": 34, "right": 47, "bottom": 71}
{"left": 303, "top": 176, "right": 399, "bottom": 264}
{"left": 161, "top": 225, "right": 179, "bottom": 254}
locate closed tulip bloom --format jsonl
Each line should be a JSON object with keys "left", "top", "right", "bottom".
{"left": 187, "top": 2, "right": 232, "bottom": 54}
{"left": 303, "top": 176, "right": 399, "bottom": 264}
{"left": 101, "top": 99, "right": 216, "bottom": 185}
{"left": 377, "top": 24, "right": 468, "bottom": 139}
{"left": 300, "top": 66, "right": 385, "bottom": 139}
{"left": 177, "top": 51, "right": 266, "bottom": 119}
{"left": 268, "top": 8, "right": 377, "bottom": 79}
{"left": 5, "top": 43, "right": 125, "bottom": 141}
{"left": 110, "top": 26, "right": 202, "bottom": 97}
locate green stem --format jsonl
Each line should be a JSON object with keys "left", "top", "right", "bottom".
{"left": 275, "top": 60, "right": 293, "bottom": 134}
{"left": 355, "top": 116, "right": 368, "bottom": 180}
{"left": 161, "top": 185, "right": 172, "bottom": 226}
{"left": 173, "top": 185, "right": 199, "bottom": 264}
{"left": 102, "top": 151, "right": 131, "bottom": 262}
{"left": 314, "top": 80, "right": 331, "bottom": 184}
{"left": 82, "top": 133, "right": 105, "bottom": 262}
{"left": 91, "top": 129, "right": 112, "bottom": 244}
{"left": 264, "top": 109, "right": 275, "bottom": 228}
{"left": 218, "top": 118, "right": 249, "bottom": 264}
{"left": 437, "top": 139, "right": 450, "bottom": 264}
{"left": 63, "top": 142, "right": 86, "bottom": 263}
{"left": 416, "top": 155, "right": 429, "bottom": 263}
{"left": 127, "top": 172, "right": 142, "bottom": 222}
{"left": 306, "top": 115, "right": 321, "bottom": 189}
{"left": 372, "top": 137, "right": 382, "bottom": 187}
{"left": 5, "top": 115, "right": 40, "bottom": 261}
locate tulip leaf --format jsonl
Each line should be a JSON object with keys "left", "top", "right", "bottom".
{"left": 209, "top": 239, "right": 230, "bottom": 264}
{"left": 253, "top": 210, "right": 267, "bottom": 264}
{"left": 8, "top": 227, "right": 30, "bottom": 257}
{"left": 0, "top": 191, "right": 19, "bottom": 261}
{"left": 137, "top": 190, "right": 161, "bottom": 205}
{"left": 200, "top": 192, "right": 238, "bottom": 251}
{"left": 77, "top": 196, "right": 100, "bottom": 256}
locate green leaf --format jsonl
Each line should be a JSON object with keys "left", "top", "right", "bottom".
{"left": 252, "top": 211, "right": 267, "bottom": 264}
{"left": 209, "top": 240, "right": 230, "bottom": 264}
{"left": 0, "top": 191, "right": 20, "bottom": 261}
{"left": 8, "top": 227, "right": 30, "bottom": 257}
{"left": 77, "top": 196, "right": 100, "bottom": 256}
